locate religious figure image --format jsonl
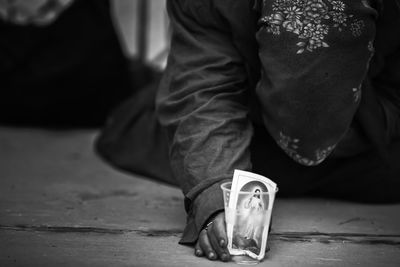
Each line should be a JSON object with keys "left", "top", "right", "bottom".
{"left": 230, "top": 181, "right": 271, "bottom": 255}
{"left": 242, "top": 188, "right": 265, "bottom": 244}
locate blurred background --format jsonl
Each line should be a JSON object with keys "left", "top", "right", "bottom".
{"left": 112, "top": 0, "right": 169, "bottom": 69}
{"left": 0, "top": 0, "right": 169, "bottom": 127}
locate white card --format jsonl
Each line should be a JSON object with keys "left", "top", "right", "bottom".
{"left": 226, "top": 170, "right": 277, "bottom": 261}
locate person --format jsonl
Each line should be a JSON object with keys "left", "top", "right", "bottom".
{"left": 244, "top": 189, "right": 264, "bottom": 211}
{"left": 96, "top": 0, "right": 400, "bottom": 262}
{"left": 0, "top": 0, "right": 154, "bottom": 127}
{"left": 242, "top": 188, "right": 264, "bottom": 245}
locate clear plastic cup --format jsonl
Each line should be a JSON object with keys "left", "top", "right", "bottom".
{"left": 221, "top": 182, "right": 277, "bottom": 264}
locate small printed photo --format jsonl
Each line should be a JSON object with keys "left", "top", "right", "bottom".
{"left": 232, "top": 181, "right": 270, "bottom": 255}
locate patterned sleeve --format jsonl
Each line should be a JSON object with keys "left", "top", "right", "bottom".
{"left": 255, "top": 0, "right": 379, "bottom": 165}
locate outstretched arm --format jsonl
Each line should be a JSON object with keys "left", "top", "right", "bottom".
{"left": 156, "top": 0, "right": 256, "bottom": 260}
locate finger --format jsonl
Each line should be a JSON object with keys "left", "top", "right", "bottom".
{"left": 199, "top": 229, "right": 217, "bottom": 260}
{"left": 194, "top": 241, "right": 204, "bottom": 257}
{"left": 207, "top": 226, "right": 230, "bottom": 262}
{"left": 213, "top": 213, "right": 228, "bottom": 248}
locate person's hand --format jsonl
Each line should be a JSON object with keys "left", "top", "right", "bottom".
{"left": 194, "top": 212, "right": 231, "bottom": 262}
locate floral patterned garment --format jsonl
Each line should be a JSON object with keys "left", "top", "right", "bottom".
{"left": 256, "top": 0, "right": 377, "bottom": 165}
{"left": 261, "top": 0, "right": 368, "bottom": 53}
{"left": 0, "top": 0, "right": 75, "bottom": 26}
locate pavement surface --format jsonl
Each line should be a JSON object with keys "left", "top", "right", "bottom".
{"left": 0, "top": 127, "right": 399, "bottom": 267}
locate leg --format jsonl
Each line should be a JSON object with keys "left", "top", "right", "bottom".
{"left": 96, "top": 81, "right": 176, "bottom": 186}
{"left": 251, "top": 123, "right": 400, "bottom": 203}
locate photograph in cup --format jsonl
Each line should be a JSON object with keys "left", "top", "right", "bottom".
{"left": 232, "top": 181, "right": 269, "bottom": 255}
{"left": 226, "top": 170, "right": 277, "bottom": 261}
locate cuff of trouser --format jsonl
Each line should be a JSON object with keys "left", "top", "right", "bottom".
{"left": 179, "top": 179, "right": 230, "bottom": 244}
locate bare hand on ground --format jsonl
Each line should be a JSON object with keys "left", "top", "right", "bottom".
{"left": 194, "top": 212, "right": 231, "bottom": 262}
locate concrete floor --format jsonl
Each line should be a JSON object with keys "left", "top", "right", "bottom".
{"left": 0, "top": 127, "right": 399, "bottom": 266}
